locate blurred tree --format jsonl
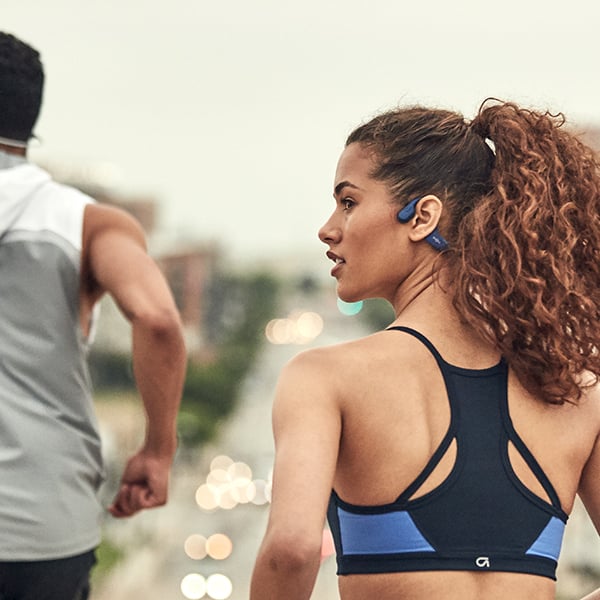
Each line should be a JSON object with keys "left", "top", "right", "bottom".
{"left": 88, "top": 351, "right": 134, "bottom": 391}
{"left": 89, "top": 270, "right": 280, "bottom": 448}
{"left": 179, "top": 271, "right": 280, "bottom": 446}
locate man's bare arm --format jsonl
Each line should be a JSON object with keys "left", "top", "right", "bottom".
{"left": 83, "top": 203, "right": 186, "bottom": 517}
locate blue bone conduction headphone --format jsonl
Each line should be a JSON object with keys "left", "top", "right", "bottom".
{"left": 396, "top": 197, "right": 449, "bottom": 252}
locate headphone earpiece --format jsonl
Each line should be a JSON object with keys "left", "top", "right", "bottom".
{"left": 396, "top": 197, "right": 420, "bottom": 223}
{"left": 396, "top": 197, "right": 449, "bottom": 252}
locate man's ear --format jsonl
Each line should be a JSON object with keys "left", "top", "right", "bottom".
{"left": 406, "top": 194, "right": 443, "bottom": 243}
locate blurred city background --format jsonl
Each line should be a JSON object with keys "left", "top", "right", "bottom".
{"left": 3, "top": 1, "right": 600, "bottom": 598}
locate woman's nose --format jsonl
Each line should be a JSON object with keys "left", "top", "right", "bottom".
{"left": 318, "top": 212, "right": 341, "bottom": 244}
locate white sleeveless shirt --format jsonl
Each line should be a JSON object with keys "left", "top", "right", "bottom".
{"left": 0, "top": 158, "right": 104, "bottom": 559}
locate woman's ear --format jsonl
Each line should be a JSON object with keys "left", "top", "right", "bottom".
{"left": 406, "top": 195, "right": 443, "bottom": 243}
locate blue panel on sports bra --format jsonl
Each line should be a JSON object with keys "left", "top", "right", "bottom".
{"left": 338, "top": 507, "right": 435, "bottom": 555}
{"left": 525, "top": 517, "right": 566, "bottom": 561}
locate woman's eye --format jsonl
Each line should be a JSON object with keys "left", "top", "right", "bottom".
{"left": 342, "top": 198, "right": 354, "bottom": 211}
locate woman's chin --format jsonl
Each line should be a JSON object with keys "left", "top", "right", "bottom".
{"left": 336, "top": 288, "right": 364, "bottom": 304}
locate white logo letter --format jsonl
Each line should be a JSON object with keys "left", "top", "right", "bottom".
{"left": 475, "top": 556, "right": 490, "bottom": 568}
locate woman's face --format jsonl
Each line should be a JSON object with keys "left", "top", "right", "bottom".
{"left": 318, "top": 143, "right": 412, "bottom": 303}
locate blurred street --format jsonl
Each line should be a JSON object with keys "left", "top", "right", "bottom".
{"left": 92, "top": 292, "right": 365, "bottom": 600}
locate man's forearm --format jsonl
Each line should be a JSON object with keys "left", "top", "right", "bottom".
{"left": 131, "top": 311, "right": 186, "bottom": 456}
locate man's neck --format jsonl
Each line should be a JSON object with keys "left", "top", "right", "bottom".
{"left": 0, "top": 144, "right": 26, "bottom": 157}
{"left": 0, "top": 147, "right": 28, "bottom": 170}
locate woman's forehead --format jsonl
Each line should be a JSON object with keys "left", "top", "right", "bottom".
{"left": 334, "top": 143, "right": 375, "bottom": 184}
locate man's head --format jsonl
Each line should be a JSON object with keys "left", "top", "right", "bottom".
{"left": 0, "top": 32, "right": 44, "bottom": 145}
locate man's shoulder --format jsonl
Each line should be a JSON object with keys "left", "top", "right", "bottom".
{"left": 13, "top": 162, "right": 97, "bottom": 211}
{"left": 41, "top": 172, "right": 96, "bottom": 206}
{"left": 83, "top": 202, "right": 144, "bottom": 237}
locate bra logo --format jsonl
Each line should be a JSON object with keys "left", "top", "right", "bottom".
{"left": 475, "top": 556, "right": 490, "bottom": 568}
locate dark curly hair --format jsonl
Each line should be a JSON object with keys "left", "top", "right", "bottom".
{"left": 347, "top": 99, "right": 600, "bottom": 405}
{"left": 0, "top": 32, "right": 44, "bottom": 142}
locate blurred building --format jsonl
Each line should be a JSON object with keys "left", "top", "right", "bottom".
{"left": 157, "top": 247, "right": 219, "bottom": 358}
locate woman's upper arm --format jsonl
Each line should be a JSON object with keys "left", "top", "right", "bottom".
{"left": 578, "top": 391, "right": 600, "bottom": 535}
{"left": 266, "top": 349, "right": 342, "bottom": 545}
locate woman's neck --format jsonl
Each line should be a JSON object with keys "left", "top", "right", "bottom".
{"left": 389, "top": 261, "right": 500, "bottom": 365}
{"left": 391, "top": 257, "right": 451, "bottom": 317}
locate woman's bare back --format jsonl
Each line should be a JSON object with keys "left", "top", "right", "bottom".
{"left": 328, "top": 324, "right": 600, "bottom": 600}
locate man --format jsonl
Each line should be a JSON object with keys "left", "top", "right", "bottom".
{"left": 0, "top": 32, "right": 187, "bottom": 600}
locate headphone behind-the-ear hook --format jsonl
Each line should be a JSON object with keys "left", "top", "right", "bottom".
{"left": 396, "top": 197, "right": 449, "bottom": 252}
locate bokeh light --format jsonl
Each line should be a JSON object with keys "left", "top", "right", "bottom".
{"left": 196, "top": 456, "right": 266, "bottom": 511}
{"left": 265, "top": 310, "right": 324, "bottom": 344}
{"left": 184, "top": 534, "right": 208, "bottom": 560}
{"left": 207, "top": 468, "right": 230, "bottom": 488}
{"left": 210, "top": 455, "right": 234, "bottom": 471}
{"left": 181, "top": 573, "right": 206, "bottom": 599}
{"left": 206, "top": 533, "right": 233, "bottom": 560}
{"left": 337, "top": 298, "right": 364, "bottom": 316}
{"left": 206, "top": 574, "right": 233, "bottom": 600}
{"left": 295, "top": 311, "right": 324, "bottom": 340}
{"left": 231, "top": 478, "right": 256, "bottom": 504}
{"left": 195, "top": 484, "right": 219, "bottom": 511}
{"left": 228, "top": 461, "right": 252, "bottom": 480}
{"left": 217, "top": 488, "right": 238, "bottom": 510}
{"left": 251, "top": 479, "right": 269, "bottom": 505}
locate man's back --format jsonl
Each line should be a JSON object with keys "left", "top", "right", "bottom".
{"left": 0, "top": 157, "right": 104, "bottom": 560}
{"left": 0, "top": 30, "right": 186, "bottom": 600}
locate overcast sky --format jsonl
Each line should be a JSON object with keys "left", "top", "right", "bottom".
{"left": 4, "top": 0, "right": 600, "bottom": 263}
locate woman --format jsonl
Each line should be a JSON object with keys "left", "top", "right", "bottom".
{"left": 250, "top": 99, "right": 600, "bottom": 600}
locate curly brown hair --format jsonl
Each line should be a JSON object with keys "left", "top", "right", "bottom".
{"left": 347, "top": 99, "right": 600, "bottom": 405}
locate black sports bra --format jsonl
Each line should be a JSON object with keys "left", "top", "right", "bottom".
{"left": 327, "top": 327, "right": 568, "bottom": 580}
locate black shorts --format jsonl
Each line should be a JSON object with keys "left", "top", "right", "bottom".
{"left": 0, "top": 549, "right": 96, "bottom": 600}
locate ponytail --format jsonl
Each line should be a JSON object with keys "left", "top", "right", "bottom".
{"left": 453, "top": 99, "right": 600, "bottom": 404}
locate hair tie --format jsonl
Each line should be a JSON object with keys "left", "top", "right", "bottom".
{"left": 484, "top": 137, "right": 496, "bottom": 156}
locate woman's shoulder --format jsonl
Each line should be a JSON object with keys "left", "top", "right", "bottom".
{"left": 280, "top": 329, "right": 422, "bottom": 382}
{"left": 578, "top": 374, "right": 600, "bottom": 418}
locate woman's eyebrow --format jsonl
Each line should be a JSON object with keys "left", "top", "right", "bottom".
{"left": 334, "top": 181, "right": 360, "bottom": 197}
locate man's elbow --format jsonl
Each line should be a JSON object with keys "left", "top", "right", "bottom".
{"left": 134, "top": 305, "right": 184, "bottom": 343}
